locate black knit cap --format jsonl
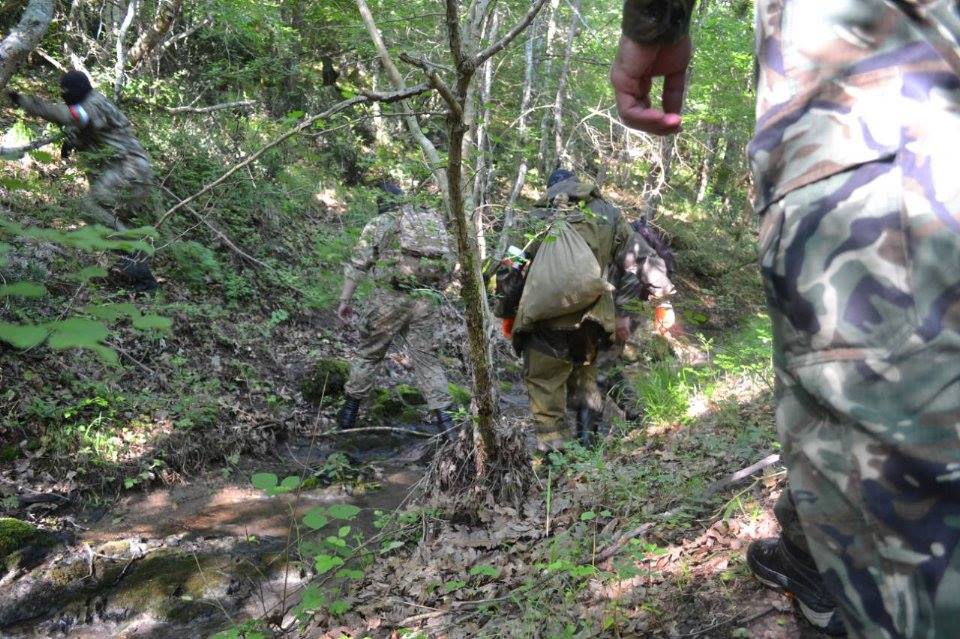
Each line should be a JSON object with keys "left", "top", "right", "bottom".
{"left": 376, "top": 180, "right": 404, "bottom": 213}
{"left": 547, "top": 168, "right": 576, "bottom": 188}
{"left": 60, "top": 70, "right": 92, "bottom": 105}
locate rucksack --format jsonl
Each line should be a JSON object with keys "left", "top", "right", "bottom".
{"left": 393, "top": 204, "right": 452, "bottom": 286}
{"left": 513, "top": 218, "right": 612, "bottom": 328}
{"left": 632, "top": 217, "right": 676, "bottom": 276}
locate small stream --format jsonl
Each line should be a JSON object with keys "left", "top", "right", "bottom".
{"left": 0, "top": 431, "right": 434, "bottom": 639}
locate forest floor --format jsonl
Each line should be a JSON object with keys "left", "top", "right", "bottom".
{"left": 0, "top": 190, "right": 832, "bottom": 638}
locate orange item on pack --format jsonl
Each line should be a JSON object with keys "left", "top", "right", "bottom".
{"left": 502, "top": 317, "right": 515, "bottom": 339}
{"left": 654, "top": 303, "right": 675, "bottom": 335}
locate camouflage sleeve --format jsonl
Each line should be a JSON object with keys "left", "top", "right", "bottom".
{"left": 343, "top": 214, "right": 390, "bottom": 282}
{"left": 621, "top": 0, "right": 697, "bottom": 44}
{"left": 16, "top": 95, "right": 78, "bottom": 127}
{"left": 887, "top": 0, "right": 960, "bottom": 76}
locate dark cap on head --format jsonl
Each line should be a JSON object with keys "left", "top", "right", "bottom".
{"left": 547, "top": 168, "right": 575, "bottom": 188}
{"left": 60, "top": 70, "right": 92, "bottom": 105}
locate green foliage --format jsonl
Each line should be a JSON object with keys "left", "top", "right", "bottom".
{"left": 165, "top": 241, "right": 222, "bottom": 289}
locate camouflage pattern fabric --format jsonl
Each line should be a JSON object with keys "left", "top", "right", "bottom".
{"left": 343, "top": 289, "right": 451, "bottom": 411}
{"left": 750, "top": 3, "right": 960, "bottom": 636}
{"left": 343, "top": 210, "right": 452, "bottom": 410}
{"left": 18, "top": 90, "right": 153, "bottom": 231}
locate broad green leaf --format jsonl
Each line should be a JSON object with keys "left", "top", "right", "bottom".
{"left": 46, "top": 319, "right": 108, "bottom": 349}
{"left": 444, "top": 580, "right": 466, "bottom": 593}
{"left": 132, "top": 314, "right": 173, "bottom": 331}
{"left": 314, "top": 554, "right": 344, "bottom": 575}
{"left": 0, "top": 282, "right": 46, "bottom": 298}
{"left": 337, "top": 525, "right": 350, "bottom": 538}
{"left": 29, "top": 150, "right": 53, "bottom": 163}
{"left": 251, "top": 472, "right": 278, "bottom": 490}
{"left": 327, "top": 503, "right": 360, "bottom": 521}
{"left": 280, "top": 475, "right": 301, "bottom": 490}
{"left": 299, "top": 585, "right": 325, "bottom": 611}
{"left": 469, "top": 564, "right": 499, "bottom": 578}
{"left": 336, "top": 568, "right": 364, "bottom": 580}
{"left": 303, "top": 507, "right": 329, "bottom": 530}
{"left": 380, "top": 540, "right": 404, "bottom": 554}
{"left": 580, "top": 511, "right": 596, "bottom": 522}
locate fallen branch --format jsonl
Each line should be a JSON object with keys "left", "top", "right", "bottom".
{"left": 158, "top": 184, "right": 270, "bottom": 269}
{"left": 0, "top": 134, "right": 60, "bottom": 159}
{"left": 319, "top": 426, "right": 437, "bottom": 439}
{"left": 156, "top": 84, "right": 431, "bottom": 224}
{"left": 594, "top": 523, "right": 653, "bottom": 563}
{"left": 166, "top": 100, "right": 256, "bottom": 114}
{"left": 672, "top": 605, "right": 777, "bottom": 638}
{"left": 704, "top": 453, "right": 781, "bottom": 498}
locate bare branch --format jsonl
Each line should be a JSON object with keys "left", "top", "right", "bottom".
{"left": 399, "top": 53, "right": 463, "bottom": 119}
{"left": 472, "top": 0, "right": 550, "bottom": 69}
{"left": 446, "top": 0, "right": 465, "bottom": 70}
{"left": 166, "top": 100, "right": 256, "bottom": 114}
{"left": 156, "top": 84, "right": 431, "bottom": 225}
{"left": 0, "top": 134, "right": 60, "bottom": 159}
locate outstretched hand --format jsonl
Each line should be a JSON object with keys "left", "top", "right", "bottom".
{"left": 337, "top": 302, "right": 353, "bottom": 325}
{"left": 611, "top": 36, "right": 692, "bottom": 136}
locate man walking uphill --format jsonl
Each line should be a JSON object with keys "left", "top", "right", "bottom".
{"left": 9, "top": 70, "right": 157, "bottom": 291}
{"left": 502, "top": 169, "right": 673, "bottom": 452}
{"left": 336, "top": 183, "right": 459, "bottom": 439}
{"left": 612, "top": 1, "right": 960, "bottom": 636}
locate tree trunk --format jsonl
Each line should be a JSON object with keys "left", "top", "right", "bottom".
{"left": 127, "top": 0, "right": 182, "bottom": 68}
{"left": 549, "top": 0, "right": 580, "bottom": 172}
{"left": 695, "top": 123, "right": 720, "bottom": 203}
{"left": 113, "top": 0, "right": 139, "bottom": 99}
{"left": 0, "top": 0, "right": 55, "bottom": 91}
{"left": 535, "top": 0, "right": 561, "bottom": 175}
{"left": 471, "top": 8, "right": 499, "bottom": 262}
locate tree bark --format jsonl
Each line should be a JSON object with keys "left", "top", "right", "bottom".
{"left": 127, "top": 0, "right": 182, "bottom": 68}
{"left": 113, "top": 0, "right": 139, "bottom": 99}
{"left": 0, "top": 0, "right": 55, "bottom": 91}
{"left": 471, "top": 8, "right": 499, "bottom": 261}
{"left": 535, "top": 0, "right": 561, "bottom": 174}
{"left": 549, "top": 0, "right": 581, "bottom": 172}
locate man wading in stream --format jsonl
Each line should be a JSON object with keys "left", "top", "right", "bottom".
{"left": 336, "top": 182, "right": 460, "bottom": 439}
{"left": 8, "top": 70, "right": 158, "bottom": 291}
{"left": 612, "top": 0, "right": 960, "bottom": 636}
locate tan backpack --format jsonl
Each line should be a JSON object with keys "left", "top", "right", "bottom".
{"left": 514, "top": 217, "right": 612, "bottom": 329}
{"left": 393, "top": 204, "right": 452, "bottom": 287}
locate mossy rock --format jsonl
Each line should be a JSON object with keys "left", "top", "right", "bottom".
{"left": 0, "top": 518, "right": 39, "bottom": 562}
{"left": 301, "top": 358, "right": 351, "bottom": 404}
{"left": 369, "top": 384, "right": 425, "bottom": 422}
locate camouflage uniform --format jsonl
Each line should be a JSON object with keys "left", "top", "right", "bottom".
{"left": 623, "top": 1, "right": 960, "bottom": 635}
{"left": 512, "top": 178, "right": 671, "bottom": 448}
{"left": 342, "top": 209, "right": 452, "bottom": 411}
{"left": 17, "top": 90, "right": 153, "bottom": 230}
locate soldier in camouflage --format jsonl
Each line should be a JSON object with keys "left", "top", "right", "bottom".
{"left": 9, "top": 71, "right": 157, "bottom": 291}
{"left": 336, "top": 183, "right": 459, "bottom": 439}
{"left": 507, "top": 169, "right": 673, "bottom": 451}
{"left": 614, "top": 0, "right": 960, "bottom": 636}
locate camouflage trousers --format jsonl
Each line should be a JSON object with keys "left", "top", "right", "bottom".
{"left": 759, "top": 159, "right": 960, "bottom": 638}
{"left": 84, "top": 156, "right": 153, "bottom": 231}
{"left": 521, "top": 324, "right": 605, "bottom": 449}
{"left": 344, "top": 289, "right": 451, "bottom": 411}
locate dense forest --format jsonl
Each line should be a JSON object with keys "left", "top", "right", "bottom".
{"left": 0, "top": 0, "right": 804, "bottom": 637}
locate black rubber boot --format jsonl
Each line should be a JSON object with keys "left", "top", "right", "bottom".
{"left": 117, "top": 252, "right": 159, "bottom": 292}
{"left": 576, "top": 407, "right": 597, "bottom": 447}
{"left": 434, "top": 409, "right": 457, "bottom": 441}
{"left": 747, "top": 537, "right": 847, "bottom": 636}
{"left": 337, "top": 396, "right": 362, "bottom": 430}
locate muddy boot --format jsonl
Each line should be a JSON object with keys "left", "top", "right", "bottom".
{"left": 747, "top": 537, "right": 847, "bottom": 635}
{"left": 576, "top": 407, "right": 597, "bottom": 447}
{"left": 434, "top": 409, "right": 458, "bottom": 441}
{"left": 338, "top": 396, "right": 362, "bottom": 430}
{"left": 117, "top": 252, "right": 159, "bottom": 292}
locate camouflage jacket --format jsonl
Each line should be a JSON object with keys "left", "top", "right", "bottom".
{"left": 622, "top": 1, "right": 960, "bottom": 212}
{"left": 517, "top": 178, "right": 671, "bottom": 335}
{"left": 18, "top": 90, "right": 150, "bottom": 165}
{"left": 344, "top": 206, "right": 451, "bottom": 290}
